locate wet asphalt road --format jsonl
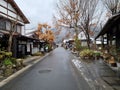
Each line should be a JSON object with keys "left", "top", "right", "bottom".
{"left": 1, "top": 47, "right": 91, "bottom": 90}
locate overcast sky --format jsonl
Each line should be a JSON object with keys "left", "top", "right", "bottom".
{"left": 15, "top": 0, "right": 57, "bottom": 29}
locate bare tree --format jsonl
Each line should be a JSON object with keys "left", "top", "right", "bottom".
{"left": 8, "top": 20, "right": 18, "bottom": 52}
{"left": 54, "top": 0, "right": 84, "bottom": 51}
{"left": 55, "top": 0, "right": 82, "bottom": 36}
{"left": 54, "top": 0, "right": 100, "bottom": 49}
{"left": 78, "top": 0, "right": 99, "bottom": 49}
{"left": 0, "top": 16, "right": 18, "bottom": 52}
{"left": 102, "top": 0, "right": 120, "bottom": 15}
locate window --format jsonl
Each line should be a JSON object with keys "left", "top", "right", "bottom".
{"left": 6, "top": 21, "right": 11, "bottom": 30}
{"left": 18, "top": 45, "right": 22, "bottom": 52}
{"left": 0, "top": 20, "right": 6, "bottom": 30}
{"left": 0, "top": 19, "right": 22, "bottom": 33}
{"left": 16, "top": 25, "right": 21, "bottom": 33}
{"left": 81, "top": 34, "right": 83, "bottom": 38}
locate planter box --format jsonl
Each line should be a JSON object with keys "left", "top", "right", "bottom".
{"left": 110, "top": 63, "right": 117, "bottom": 67}
{"left": 108, "top": 58, "right": 117, "bottom": 67}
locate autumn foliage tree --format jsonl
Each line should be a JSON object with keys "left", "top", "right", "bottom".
{"left": 35, "top": 23, "right": 55, "bottom": 44}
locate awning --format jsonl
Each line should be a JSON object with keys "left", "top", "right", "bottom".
{"left": 95, "top": 13, "right": 120, "bottom": 39}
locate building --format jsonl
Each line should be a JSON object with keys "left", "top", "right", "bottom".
{"left": 0, "top": 0, "right": 29, "bottom": 34}
{"left": 25, "top": 30, "right": 49, "bottom": 53}
{"left": 78, "top": 31, "right": 93, "bottom": 47}
{"left": 95, "top": 13, "right": 120, "bottom": 55}
{"left": 0, "top": 0, "right": 40, "bottom": 58}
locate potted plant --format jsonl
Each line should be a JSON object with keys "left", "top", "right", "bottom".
{"left": 3, "top": 58, "right": 13, "bottom": 77}
{"left": 93, "top": 51, "right": 101, "bottom": 60}
{"left": 108, "top": 56, "right": 115, "bottom": 65}
{"left": 79, "top": 49, "right": 94, "bottom": 60}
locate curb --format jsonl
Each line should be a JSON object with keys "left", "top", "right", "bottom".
{"left": 0, "top": 51, "right": 52, "bottom": 88}
{"left": 23, "top": 56, "right": 41, "bottom": 65}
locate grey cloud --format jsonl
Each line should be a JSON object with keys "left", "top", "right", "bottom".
{"left": 15, "top": 0, "right": 57, "bottom": 28}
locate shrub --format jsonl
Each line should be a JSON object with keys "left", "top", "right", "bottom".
{"left": 0, "top": 55, "right": 4, "bottom": 60}
{"left": 93, "top": 51, "right": 102, "bottom": 59}
{"left": 0, "top": 51, "right": 5, "bottom": 55}
{"left": 80, "top": 49, "right": 94, "bottom": 59}
{"left": 93, "top": 51, "right": 101, "bottom": 57}
{"left": 80, "top": 46, "right": 89, "bottom": 51}
{"left": 5, "top": 52, "right": 12, "bottom": 57}
{"left": 32, "top": 52, "right": 43, "bottom": 56}
{"left": 74, "top": 38, "right": 81, "bottom": 51}
{"left": 102, "top": 53, "right": 110, "bottom": 60}
{"left": 0, "top": 51, "right": 12, "bottom": 58}
{"left": 47, "top": 44, "right": 52, "bottom": 51}
{"left": 10, "top": 58, "right": 17, "bottom": 64}
{"left": 3, "top": 58, "right": 13, "bottom": 66}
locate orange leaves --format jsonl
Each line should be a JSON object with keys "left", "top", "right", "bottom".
{"left": 58, "top": 18, "right": 71, "bottom": 25}
{"left": 90, "top": 23, "right": 97, "bottom": 27}
{"left": 35, "top": 23, "right": 55, "bottom": 43}
{"left": 45, "top": 30, "right": 55, "bottom": 43}
{"left": 37, "top": 24, "right": 42, "bottom": 31}
{"left": 73, "top": 13, "right": 80, "bottom": 20}
{"left": 35, "top": 24, "right": 43, "bottom": 39}
{"left": 42, "top": 23, "right": 51, "bottom": 29}
{"left": 55, "top": 0, "right": 81, "bottom": 28}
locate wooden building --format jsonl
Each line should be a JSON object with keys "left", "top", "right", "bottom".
{"left": 25, "top": 30, "right": 49, "bottom": 53}
{"left": 95, "top": 13, "right": 120, "bottom": 55}
{"left": 0, "top": 0, "right": 41, "bottom": 58}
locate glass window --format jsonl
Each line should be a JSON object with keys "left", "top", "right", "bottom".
{"left": 16, "top": 25, "right": 21, "bottom": 33}
{"left": 18, "top": 45, "right": 22, "bottom": 52}
{"left": 0, "top": 20, "right": 6, "bottom": 30}
{"left": 6, "top": 21, "right": 11, "bottom": 30}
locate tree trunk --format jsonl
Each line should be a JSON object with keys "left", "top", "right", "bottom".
{"left": 74, "top": 26, "right": 78, "bottom": 37}
{"left": 87, "top": 39, "right": 90, "bottom": 49}
{"left": 8, "top": 33, "right": 13, "bottom": 52}
{"left": 87, "top": 34, "right": 91, "bottom": 49}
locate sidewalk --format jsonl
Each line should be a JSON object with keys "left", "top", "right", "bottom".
{"left": 23, "top": 53, "right": 51, "bottom": 65}
{"left": 84, "top": 59, "right": 120, "bottom": 90}
{"left": 0, "top": 52, "right": 51, "bottom": 88}
{"left": 72, "top": 56, "right": 120, "bottom": 90}
{"left": 0, "top": 56, "right": 41, "bottom": 82}
{"left": 23, "top": 56, "right": 41, "bottom": 65}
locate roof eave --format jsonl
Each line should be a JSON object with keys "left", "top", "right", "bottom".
{"left": 7, "top": 0, "right": 30, "bottom": 24}
{"left": 95, "top": 13, "right": 120, "bottom": 39}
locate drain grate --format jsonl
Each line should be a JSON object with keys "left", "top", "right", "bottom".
{"left": 38, "top": 69, "right": 52, "bottom": 73}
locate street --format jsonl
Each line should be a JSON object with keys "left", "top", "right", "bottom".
{"left": 0, "top": 47, "right": 91, "bottom": 90}
{"left": 1, "top": 0, "right": 120, "bottom": 90}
